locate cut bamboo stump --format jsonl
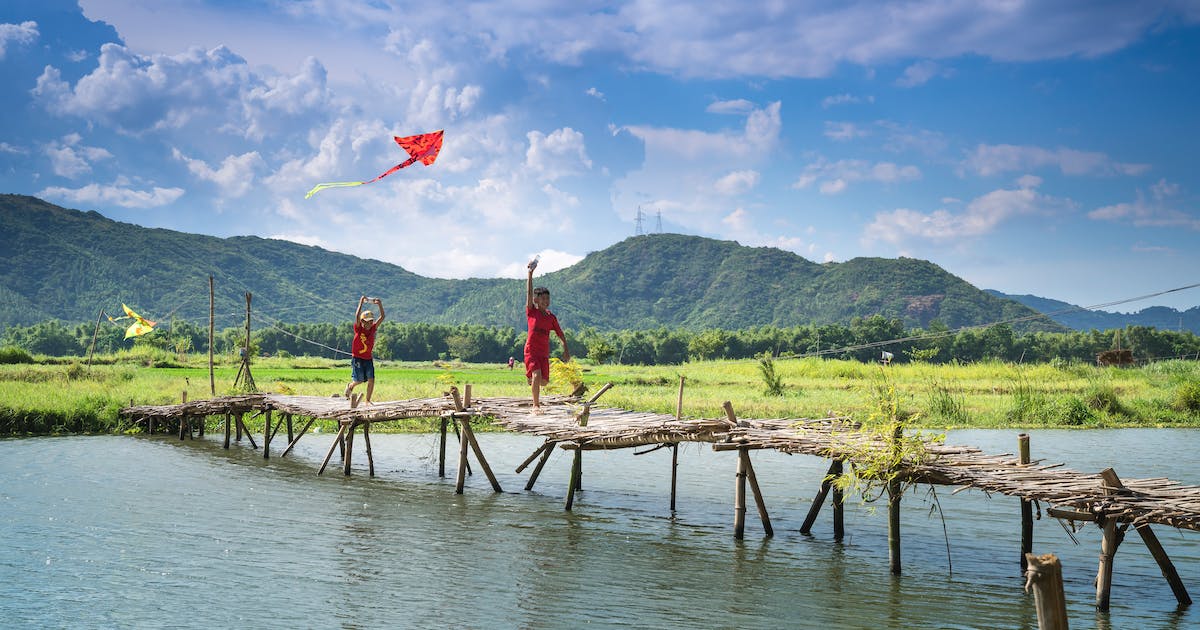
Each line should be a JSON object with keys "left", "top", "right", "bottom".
{"left": 1025, "top": 553, "right": 1069, "bottom": 630}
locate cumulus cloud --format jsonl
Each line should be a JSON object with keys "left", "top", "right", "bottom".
{"left": 962, "top": 143, "right": 1150, "bottom": 177}
{"left": 821, "top": 93, "right": 873, "bottom": 108}
{"left": 586, "top": 87, "right": 605, "bottom": 101}
{"left": 44, "top": 133, "right": 113, "bottom": 178}
{"left": 895, "top": 60, "right": 952, "bottom": 87}
{"left": 0, "top": 21, "right": 38, "bottom": 60}
{"left": 38, "top": 182, "right": 185, "bottom": 208}
{"left": 1088, "top": 179, "right": 1199, "bottom": 230}
{"left": 525, "top": 127, "right": 592, "bottom": 181}
{"left": 172, "top": 148, "right": 265, "bottom": 197}
{"left": 793, "top": 158, "right": 921, "bottom": 194}
{"left": 824, "top": 121, "right": 869, "bottom": 141}
{"left": 864, "top": 185, "right": 1076, "bottom": 244}
{"left": 714, "top": 170, "right": 760, "bottom": 195}
{"left": 707, "top": 99, "right": 755, "bottom": 115}
{"left": 0, "top": 142, "right": 28, "bottom": 155}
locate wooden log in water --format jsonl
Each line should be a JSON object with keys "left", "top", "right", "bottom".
{"left": 1095, "top": 512, "right": 1119, "bottom": 611}
{"left": 734, "top": 445, "right": 748, "bottom": 540}
{"left": 286, "top": 414, "right": 294, "bottom": 444}
{"left": 526, "top": 442, "right": 555, "bottom": 491}
{"left": 438, "top": 417, "right": 448, "bottom": 478}
{"left": 280, "top": 417, "right": 316, "bottom": 458}
{"left": 363, "top": 422, "right": 374, "bottom": 477}
{"left": 342, "top": 421, "right": 356, "bottom": 476}
{"left": 460, "top": 417, "right": 501, "bottom": 492}
{"left": 517, "top": 441, "right": 553, "bottom": 473}
{"left": 1020, "top": 433, "right": 1033, "bottom": 573}
{"left": 565, "top": 449, "right": 582, "bottom": 511}
{"left": 888, "top": 476, "right": 902, "bottom": 575}
{"left": 670, "top": 444, "right": 679, "bottom": 513}
{"left": 800, "top": 460, "right": 840, "bottom": 535}
{"left": 1100, "top": 468, "right": 1191, "bottom": 607}
{"left": 1024, "top": 553, "right": 1069, "bottom": 630}
{"left": 262, "top": 409, "right": 272, "bottom": 459}
{"left": 832, "top": 460, "right": 845, "bottom": 541}
{"left": 223, "top": 412, "right": 231, "bottom": 449}
{"left": 744, "top": 449, "right": 773, "bottom": 537}
{"left": 317, "top": 423, "right": 348, "bottom": 475}
{"left": 455, "top": 418, "right": 470, "bottom": 494}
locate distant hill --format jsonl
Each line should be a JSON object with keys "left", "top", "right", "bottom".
{"left": 986, "top": 290, "right": 1200, "bottom": 334}
{"left": 1, "top": 194, "right": 1060, "bottom": 332}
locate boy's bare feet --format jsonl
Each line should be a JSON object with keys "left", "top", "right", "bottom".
{"left": 531, "top": 405, "right": 543, "bottom": 415}
{"left": 343, "top": 384, "right": 353, "bottom": 398}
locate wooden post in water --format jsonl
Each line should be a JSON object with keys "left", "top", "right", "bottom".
{"left": 286, "top": 414, "right": 294, "bottom": 444}
{"left": 317, "top": 423, "right": 348, "bottom": 475}
{"left": 734, "top": 445, "right": 748, "bottom": 540}
{"left": 525, "top": 442, "right": 555, "bottom": 491}
{"left": 1025, "top": 553, "right": 1069, "bottom": 630}
{"left": 223, "top": 412, "right": 231, "bottom": 448}
{"left": 363, "top": 422, "right": 374, "bottom": 477}
{"left": 438, "top": 417, "right": 448, "bottom": 478}
{"left": 280, "top": 417, "right": 316, "bottom": 458}
{"left": 1098, "top": 468, "right": 1191, "bottom": 607}
{"left": 671, "top": 376, "right": 684, "bottom": 512}
{"left": 565, "top": 448, "right": 583, "bottom": 510}
{"left": 342, "top": 422, "right": 356, "bottom": 476}
{"left": 1019, "top": 433, "right": 1034, "bottom": 573}
{"left": 744, "top": 449, "right": 773, "bottom": 536}
{"left": 832, "top": 459, "right": 845, "bottom": 541}
{"left": 1095, "top": 511, "right": 1120, "bottom": 611}
{"left": 455, "top": 417, "right": 470, "bottom": 493}
{"left": 800, "top": 460, "right": 840, "bottom": 535}
{"left": 888, "top": 424, "right": 903, "bottom": 575}
{"left": 262, "top": 409, "right": 272, "bottom": 459}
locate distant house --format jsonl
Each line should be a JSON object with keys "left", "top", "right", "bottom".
{"left": 1096, "top": 349, "right": 1133, "bottom": 366}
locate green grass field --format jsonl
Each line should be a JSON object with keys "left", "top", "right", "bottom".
{"left": 2, "top": 346, "right": 1199, "bottom": 435}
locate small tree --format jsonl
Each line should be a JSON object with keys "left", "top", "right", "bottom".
{"left": 758, "top": 352, "right": 785, "bottom": 396}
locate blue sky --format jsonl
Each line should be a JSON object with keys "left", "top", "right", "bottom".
{"left": 2, "top": 0, "right": 1198, "bottom": 311}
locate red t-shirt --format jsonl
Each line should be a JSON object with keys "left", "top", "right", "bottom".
{"left": 353, "top": 321, "right": 377, "bottom": 360}
{"left": 525, "top": 305, "right": 563, "bottom": 356}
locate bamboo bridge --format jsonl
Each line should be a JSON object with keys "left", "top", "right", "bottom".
{"left": 120, "top": 381, "right": 1200, "bottom": 612}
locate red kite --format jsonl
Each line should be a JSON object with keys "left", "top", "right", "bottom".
{"left": 305, "top": 130, "right": 444, "bottom": 198}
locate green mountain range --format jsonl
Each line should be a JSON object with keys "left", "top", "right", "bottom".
{"left": 986, "top": 290, "right": 1200, "bottom": 335}
{"left": 1, "top": 194, "right": 1061, "bottom": 332}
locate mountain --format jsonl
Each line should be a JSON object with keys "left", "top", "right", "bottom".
{"left": 1, "top": 194, "right": 1061, "bottom": 332}
{"left": 986, "top": 290, "right": 1200, "bottom": 334}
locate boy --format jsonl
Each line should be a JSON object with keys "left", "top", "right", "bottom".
{"left": 345, "top": 296, "right": 384, "bottom": 405}
{"left": 524, "top": 258, "right": 569, "bottom": 413}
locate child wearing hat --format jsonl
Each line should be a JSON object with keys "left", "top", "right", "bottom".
{"left": 345, "top": 296, "right": 384, "bottom": 405}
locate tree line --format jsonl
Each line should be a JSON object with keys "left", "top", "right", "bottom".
{"left": 4, "top": 315, "right": 1199, "bottom": 365}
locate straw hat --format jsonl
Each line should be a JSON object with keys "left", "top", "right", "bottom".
{"left": 360, "top": 310, "right": 375, "bottom": 323}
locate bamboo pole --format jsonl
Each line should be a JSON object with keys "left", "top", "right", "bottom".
{"left": 460, "top": 415, "right": 501, "bottom": 492}
{"left": 744, "top": 449, "right": 773, "bottom": 536}
{"left": 888, "top": 424, "right": 903, "bottom": 575}
{"left": 800, "top": 460, "right": 840, "bottom": 534}
{"left": 342, "top": 422, "right": 356, "bottom": 476}
{"left": 1020, "top": 433, "right": 1033, "bottom": 573}
{"left": 438, "top": 417, "right": 448, "bottom": 478}
{"left": 317, "top": 423, "right": 349, "bottom": 475}
{"left": 734, "top": 445, "right": 748, "bottom": 540}
{"left": 363, "top": 422, "right": 374, "bottom": 477}
{"left": 565, "top": 449, "right": 582, "bottom": 510}
{"left": 280, "top": 417, "right": 316, "bottom": 457}
{"left": 671, "top": 376, "right": 684, "bottom": 512}
{"left": 223, "top": 412, "right": 231, "bottom": 449}
{"left": 455, "top": 418, "right": 469, "bottom": 494}
{"left": 86, "top": 308, "right": 103, "bottom": 371}
{"left": 1096, "top": 513, "right": 1119, "bottom": 611}
{"left": 1099, "top": 468, "right": 1190, "bottom": 607}
{"left": 208, "top": 275, "right": 215, "bottom": 396}
{"left": 516, "top": 441, "right": 552, "bottom": 473}
{"left": 1024, "top": 553, "right": 1069, "bottom": 630}
{"left": 832, "top": 459, "right": 845, "bottom": 541}
{"left": 262, "top": 409, "right": 272, "bottom": 459}
{"left": 525, "top": 443, "right": 555, "bottom": 491}
{"left": 286, "top": 414, "right": 294, "bottom": 444}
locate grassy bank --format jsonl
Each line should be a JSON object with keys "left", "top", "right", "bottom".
{"left": 1, "top": 347, "right": 1198, "bottom": 435}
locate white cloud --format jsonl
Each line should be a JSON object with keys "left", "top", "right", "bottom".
{"left": 962, "top": 143, "right": 1151, "bottom": 177}
{"left": 1088, "top": 180, "right": 1199, "bottom": 230}
{"left": 268, "top": 233, "right": 327, "bottom": 248}
{"left": 824, "top": 121, "right": 869, "bottom": 141}
{"left": 1016, "top": 174, "right": 1043, "bottom": 189}
{"left": 44, "top": 134, "right": 114, "bottom": 179}
{"left": 0, "top": 142, "right": 28, "bottom": 155}
{"left": 864, "top": 185, "right": 1075, "bottom": 244}
{"left": 38, "top": 182, "right": 185, "bottom": 208}
{"left": 722, "top": 207, "right": 750, "bottom": 230}
{"left": 707, "top": 99, "right": 755, "bottom": 115}
{"left": 0, "top": 21, "right": 38, "bottom": 60}
{"left": 821, "top": 93, "right": 873, "bottom": 108}
{"left": 585, "top": 87, "right": 605, "bottom": 101}
{"left": 525, "top": 127, "right": 592, "bottom": 181}
{"left": 793, "top": 158, "right": 921, "bottom": 194}
{"left": 714, "top": 170, "right": 760, "bottom": 195}
{"left": 895, "top": 60, "right": 952, "bottom": 87}
{"left": 172, "top": 148, "right": 266, "bottom": 197}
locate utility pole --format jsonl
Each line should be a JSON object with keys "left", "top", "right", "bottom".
{"left": 635, "top": 206, "right": 644, "bottom": 235}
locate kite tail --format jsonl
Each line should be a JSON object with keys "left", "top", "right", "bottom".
{"left": 360, "top": 154, "right": 421, "bottom": 185}
{"left": 304, "top": 181, "right": 367, "bottom": 199}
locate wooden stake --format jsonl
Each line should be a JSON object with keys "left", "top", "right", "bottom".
{"left": 455, "top": 418, "right": 469, "bottom": 494}
{"left": 517, "top": 441, "right": 552, "bottom": 473}
{"left": 262, "top": 409, "right": 271, "bottom": 459}
{"left": 1024, "top": 553, "right": 1069, "bottom": 630}
{"left": 286, "top": 414, "right": 294, "bottom": 444}
{"left": 1099, "top": 468, "right": 1191, "bottom": 607}
{"left": 280, "top": 417, "right": 316, "bottom": 458}
{"left": 363, "top": 422, "right": 374, "bottom": 477}
{"left": 800, "top": 460, "right": 840, "bottom": 534}
{"left": 671, "top": 376, "right": 684, "bottom": 512}
{"left": 734, "top": 445, "right": 748, "bottom": 540}
{"left": 1020, "top": 433, "right": 1033, "bottom": 573}
{"left": 223, "top": 412, "right": 231, "bottom": 449}
{"left": 460, "top": 415, "right": 502, "bottom": 492}
{"left": 744, "top": 449, "right": 773, "bottom": 536}
{"left": 317, "top": 423, "right": 349, "bottom": 475}
{"left": 342, "top": 422, "right": 356, "bottom": 476}
{"left": 438, "top": 417, "right": 448, "bottom": 478}
{"left": 565, "top": 449, "right": 582, "bottom": 510}
{"left": 525, "top": 442, "right": 555, "bottom": 491}
{"left": 1096, "top": 512, "right": 1119, "bottom": 611}
{"left": 888, "top": 476, "right": 902, "bottom": 575}
{"left": 832, "top": 459, "right": 845, "bottom": 541}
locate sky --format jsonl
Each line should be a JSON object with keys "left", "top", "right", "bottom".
{"left": 2, "top": 0, "right": 1199, "bottom": 312}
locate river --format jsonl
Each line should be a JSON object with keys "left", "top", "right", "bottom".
{"left": 2, "top": 429, "right": 1198, "bottom": 628}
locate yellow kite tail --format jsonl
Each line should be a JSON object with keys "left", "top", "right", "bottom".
{"left": 304, "top": 181, "right": 366, "bottom": 199}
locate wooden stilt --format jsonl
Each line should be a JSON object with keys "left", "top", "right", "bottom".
{"left": 1020, "top": 433, "right": 1033, "bottom": 573}
{"left": 262, "top": 409, "right": 272, "bottom": 459}
{"left": 526, "top": 442, "right": 555, "bottom": 491}
{"left": 438, "top": 417, "right": 448, "bottom": 478}
{"left": 223, "top": 412, "right": 231, "bottom": 449}
{"left": 198, "top": 414, "right": 204, "bottom": 437}
{"left": 565, "top": 449, "right": 582, "bottom": 510}
{"left": 670, "top": 444, "right": 679, "bottom": 512}
{"left": 1099, "top": 468, "right": 1190, "bottom": 607}
{"left": 235, "top": 412, "right": 243, "bottom": 441}
{"left": 280, "top": 417, "right": 316, "bottom": 458}
{"left": 286, "top": 414, "right": 294, "bottom": 444}
{"left": 459, "top": 416, "right": 502, "bottom": 492}
{"left": 888, "top": 476, "right": 902, "bottom": 575}
{"left": 363, "top": 422, "right": 374, "bottom": 477}
{"left": 317, "top": 422, "right": 349, "bottom": 475}
{"left": 236, "top": 414, "right": 257, "bottom": 449}
{"left": 517, "top": 441, "right": 552, "bottom": 473}
{"left": 1024, "top": 553, "right": 1069, "bottom": 630}
{"left": 1096, "top": 511, "right": 1119, "bottom": 611}
{"left": 342, "top": 422, "right": 356, "bottom": 476}
{"left": 455, "top": 418, "right": 470, "bottom": 494}
{"left": 832, "top": 460, "right": 845, "bottom": 541}
{"left": 743, "top": 449, "right": 772, "bottom": 536}
{"left": 734, "top": 445, "right": 748, "bottom": 540}
{"left": 801, "top": 460, "right": 841, "bottom": 534}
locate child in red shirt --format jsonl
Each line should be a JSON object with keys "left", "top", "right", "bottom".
{"left": 345, "top": 296, "right": 384, "bottom": 405}
{"left": 525, "top": 258, "right": 569, "bottom": 413}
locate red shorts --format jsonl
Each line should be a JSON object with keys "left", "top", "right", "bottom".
{"left": 524, "top": 349, "right": 550, "bottom": 383}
